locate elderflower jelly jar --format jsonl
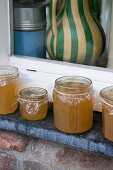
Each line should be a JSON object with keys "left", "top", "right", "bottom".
{"left": 100, "top": 86, "right": 113, "bottom": 142}
{"left": 53, "top": 76, "right": 93, "bottom": 134}
{"left": 18, "top": 87, "right": 48, "bottom": 121}
{"left": 0, "top": 65, "right": 19, "bottom": 115}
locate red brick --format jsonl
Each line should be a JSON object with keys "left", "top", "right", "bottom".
{"left": 0, "top": 130, "right": 28, "bottom": 152}
{"left": 0, "top": 153, "right": 16, "bottom": 170}
{"left": 56, "top": 147, "right": 113, "bottom": 170}
{"left": 23, "top": 161, "right": 51, "bottom": 170}
{"left": 56, "top": 148, "right": 76, "bottom": 163}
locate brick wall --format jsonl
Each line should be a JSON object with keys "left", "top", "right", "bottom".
{"left": 0, "top": 130, "right": 113, "bottom": 170}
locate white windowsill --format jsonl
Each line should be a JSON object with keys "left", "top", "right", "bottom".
{"left": 9, "top": 55, "right": 113, "bottom": 112}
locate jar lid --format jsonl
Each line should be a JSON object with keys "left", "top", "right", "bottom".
{"left": 19, "top": 87, "right": 48, "bottom": 102}
{"left": 0, "top": 65, "right": 19, "bottom": 82}
{"left": 100, "top": 86, "right": 113, "bottom": 102}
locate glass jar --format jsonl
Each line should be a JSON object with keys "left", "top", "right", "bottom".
{"left": 100, "top": 86, "right": 113, "bottom": 142}
{"left": 19, "top": 87, "right": 48, "bottom": 120}
{"left": 53, "top": 76, "right": 93, "bottom": 134}
{"left": 0, "top": 65, "right": 19, "bottom": 114}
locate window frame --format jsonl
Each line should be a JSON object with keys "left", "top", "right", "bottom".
{"left": 0, "top": 0, "right": 113, "bottom": 112}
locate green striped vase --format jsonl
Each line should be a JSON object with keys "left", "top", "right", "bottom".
{"left": 46, "top": 0, "right": 106, "bottom": 66}
{"left": 91, "top": 0, "right": 101, "bottom": 21}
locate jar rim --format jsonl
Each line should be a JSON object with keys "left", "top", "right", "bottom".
{"left": 0, "top": 65, "right": 19, "bottom": 80}
{"left": 100, "top": 86, "right": 113, "bottom": 102}
{"left": 19, "top": 87, "right": 48, "bottom": 102}
{"left": 55, "top": 76, "right": 92, "bottom": 94}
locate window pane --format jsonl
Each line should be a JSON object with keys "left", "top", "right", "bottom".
{"left": 12, "top": 0, "right": 112, "bottom": 68}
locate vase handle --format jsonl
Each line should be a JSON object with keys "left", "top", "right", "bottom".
{"left": 50, "top": 0, "right": 57, "bottom": 36}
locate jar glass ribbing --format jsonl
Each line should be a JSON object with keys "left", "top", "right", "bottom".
{"left": 53, "top": 76, "right": 93, "bottom": 134}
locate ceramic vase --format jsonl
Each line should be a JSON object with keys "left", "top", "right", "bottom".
{"left": 46, "top": 0, "right": 106, "bottom": 66}
{"left": 91, "top": 0, "right": 101, "bottom": 21}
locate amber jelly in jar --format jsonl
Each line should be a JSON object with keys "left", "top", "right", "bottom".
{"left": 100, "top": 86, "right": 113, "bottom": 142}
{"left": 53, "top": 76, "right": 93, "bottom": 134}
{"left": 19, "top": 87, "right": 48, "bottom": 120}
{"left": 0, "top": 65, "right": 19, "bottom": 114}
